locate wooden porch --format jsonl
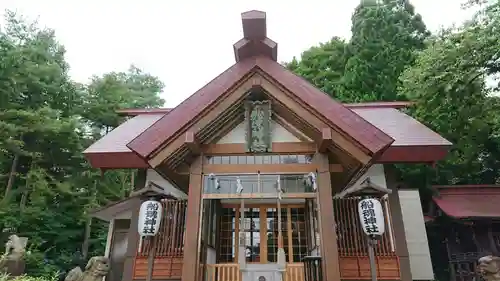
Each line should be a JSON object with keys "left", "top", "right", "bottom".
{"left": 131, "top": 198, "right": 401, "bottom": 280}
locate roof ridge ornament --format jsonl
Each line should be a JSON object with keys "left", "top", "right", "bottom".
{"left": 233, "top": 10, "right": 278, "bottom": 62}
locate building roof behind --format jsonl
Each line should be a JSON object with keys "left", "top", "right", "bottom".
{"left": 433, "top": 185, "right": 500, "bottom": 219}
{"left": 352, "top": 107, "right": 451, "bottom": 147}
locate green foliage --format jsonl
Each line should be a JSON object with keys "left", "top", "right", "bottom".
{"left": 287, "top": 0, "right": 500, "bottom": 187}
{"left": 399, "top": 0, "right": 500, "bottom": 186}
{"left": 342, "top": 0, "right": 429, "bottom": 101}
{"left": 2, "top": 0, "right": 499, "bottom": 278}
{"left": 80, "top": 66, "right": 165, "bottom": 131}
{"left": 285, "top": 37, "right": 349, "bottom": 97}
{"left": 287, "top": 1, "right": 428, "bottom": 102}
{"left": 0, "top": 10, "right": 164, "bottom": 276}
{"left": 0, "top": 273, "right": 59, "bottom": 281}
{"left": 287, "top": 4, "right": 500, "bottom": 279}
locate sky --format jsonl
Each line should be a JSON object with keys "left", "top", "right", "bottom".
{"left": 0, "top": 0, "right": 478, "bottom": 108}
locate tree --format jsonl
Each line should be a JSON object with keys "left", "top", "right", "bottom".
{"left": 80, "top": 66, "right": 165, "bottom": 133}
{"left": 341, "top": 0, "right": 429, "bottom": 102}
{"left": 0, "top": 10, "right": 166, "bottom": 277}
{"left": 399, "top": 0, "right": 500, "bottom": 186}
{"left": 285, "top": 37, "right": 349, "bottom": 99}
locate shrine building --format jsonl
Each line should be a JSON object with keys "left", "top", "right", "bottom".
{"left": 84, "top": 10, "right": 451, "bottom": 281}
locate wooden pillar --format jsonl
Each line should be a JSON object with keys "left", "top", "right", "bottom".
{"left": 384, "top": 165, "right": 412, "bottom": 281}
{"left": 121, "top": 169, "right": 146, "bottom": 281}
{"left": 313, "top": 152, "right": 341, "bottom": 281}
{"left": 181, "top": 156, "right": 204, "bottom": 281}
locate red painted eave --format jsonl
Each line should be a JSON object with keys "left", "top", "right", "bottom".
{"left": 85, "top": 152, "right": 149, "bottom": 169}
{"left": 83, "top": 113, "right": 164, "bottom": 169}
{"left": 377, "top": 145, "right": 450, "bottom": 163}
{"left": 433, "top": 185, "right": 500, "bottom": 219}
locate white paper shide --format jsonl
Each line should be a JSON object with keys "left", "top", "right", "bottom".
{"left": 138, "top": 200, "right": 163, "bottom": 236}
{"left": 358, "top": 198, "right": 385, "bottom": 236}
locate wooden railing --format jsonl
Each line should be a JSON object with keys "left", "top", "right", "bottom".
{"left": 333, "top": 197, "right": 395, "bottom": 256}
{"left": 205, "top": 263, "right": 240, "bottom": 281}
{"left": 133, "top": 200, "right": 187, "bottom": 279}
{"left": 285, "top": 263, "right": 305, "bottom": 281}
{"left": 137, "top": 199, "right": 187, "bottom": 256}
{"left": 132, "top": 198, "right": 401, "bottom": 280}
{"left": 449, "top": 252, "right": 485, "bottom": 281}
{"left": 333, "top": 197, "right": 400, "bottom": 280}
{"left": 303, "top": 256, "right": 322, "bottom": 281}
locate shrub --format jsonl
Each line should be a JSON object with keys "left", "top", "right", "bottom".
{"left": 0, "top": 273, "right": 59, "bottom": 281}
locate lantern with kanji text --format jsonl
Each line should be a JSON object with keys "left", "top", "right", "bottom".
{"left": 357, "top": 198, "right": 385, "bottom": 237}
{"left": 138, "top": 200, "right": 163, "bottom": 236}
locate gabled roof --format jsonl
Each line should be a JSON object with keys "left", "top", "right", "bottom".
{"left": 83, "top": 103, "right": 451, "bottom": 169}
{"left": 127, "top": 11, "right": 393, "bottom": 160}
{"left": 353, "top": 107, "right": 451, "bottom": 162}
{"left": 91, "top": 181, "right": 178, "bottom": 221}
{"left": 83, "top": 11, "right": 452, "bottom": 170}
{"left": 84, "top": 113, "right": 163, "bottom": 168}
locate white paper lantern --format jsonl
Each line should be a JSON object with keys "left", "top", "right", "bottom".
{"left": 358, "top": 198, "right": 385, "bottom": 236}
{"left": 138, "top": 200, "right": 163, "bottom": 236}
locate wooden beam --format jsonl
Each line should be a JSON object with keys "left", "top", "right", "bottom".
{"left": 148, "top": 76, "right": 254, "bottom": 168}
{"left": 273, "top": 115, "right": 311, "bottom": 142}
{"left": 259, "top": 206, "right": 268, "bottom": 263}
{"left": 319, "top": 128, "right": 333, "bottom": 153}
{"left": 156, "top": 162, "right": 189, "bottom": 191}
{"left": 121, "top": 169, "right": 146, "bottom": 281}
{"left": 202, "top": 163, "right": 343, "bottom": 174}
{"left": 185, "top": 131, "right": 201, "bottom": 155}
{"left": 385, "top": 165, "right": 413, "bottom": 281}
{"left": 313, "top": 152, "right": 341, "bottom": 281}
{"left": 257, "top": 73, "right": 372, "bottom": 164}
{"left": 176, "top": 162, "right": 342, "bottom": 175}
{"left": 222, "top": 203, "right": 305, "bottom": 208}
{"left": 149, "top": 71, "right": 373, "bottom": 170}
{"left": 196, "top": 104, "right": 244, "bottom": 144}
{"left": 181, "top": 156, "right": 203, "bottom": 281}
{"left": 203, "top": 142, "right": 316, "bottom": 155}
{"left": 205, "top": 114, "right": 244, "bottom": 144}
{"left": 203, "top": 193, "right": 316, "bottom": 199}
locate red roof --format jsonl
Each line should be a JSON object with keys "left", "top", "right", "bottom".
{"left": 82, "top": 9, "right": 451, "bottom": 169}
{"left": 127, "top": 56, "right": 394, "bottom": 159}
{"left": 433, "top": 185, "right": 500, "bottom": 218}
{"left": 352, "top": 108, "right": 451, "bottom": 147}
{"left": 84, "top": 113, "right": 164, "bottom": 168}
{"left": 125, "top": 11, "right": 393, "bottom": 160}
{"left": 83, "top": 103, "right": 451, "bottom": 169}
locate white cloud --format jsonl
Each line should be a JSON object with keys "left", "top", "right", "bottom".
{"left": 0, "top": 0, "right": 477, "bottom": 107}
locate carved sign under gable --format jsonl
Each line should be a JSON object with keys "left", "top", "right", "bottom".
{"left": 244, "top": 100, "right": 272, "bottom": 153}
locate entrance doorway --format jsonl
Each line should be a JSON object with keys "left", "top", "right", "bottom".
{"left": 218, "top": 204, "right": 308, "bottom": 264}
